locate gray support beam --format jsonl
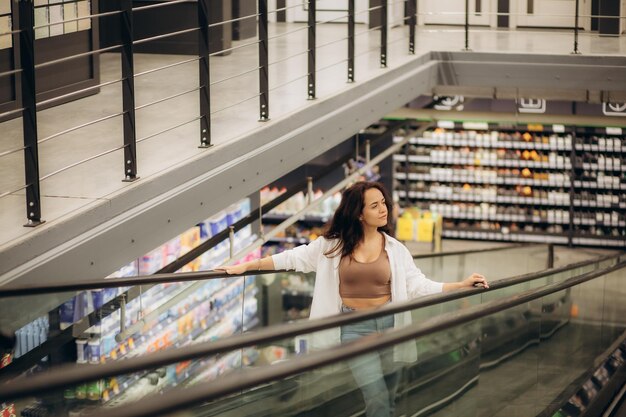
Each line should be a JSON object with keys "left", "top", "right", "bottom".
{"left": 433, "top": 52, "right": 626, "bottom": 101}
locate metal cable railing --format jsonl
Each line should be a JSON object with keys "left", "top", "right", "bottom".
{"left": 135, "top": 86, "right": 202, "bottom": 112}
{"left": 38, "top": 112, "right": 124, "bottom": 145}
{"left": 0, "top": 184, "right": 29, "bottom": 200}
{"left": 208, "top": 12, "right": 260, "bottom": 29}
{"left": 40, "top": 144, "right": 127, "bottom": 182}
{"left": 0, "top": 0, "right": 622, "bottom": 231}
{"left": 136, "top": 116, "right": 202, "bottom": 144}
{"left": 211, "top": 66, "right": 262, "bottom": 87}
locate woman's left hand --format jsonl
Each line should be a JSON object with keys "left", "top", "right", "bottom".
{"left": 462, "top": 273, "right": 489, "bottom": 289}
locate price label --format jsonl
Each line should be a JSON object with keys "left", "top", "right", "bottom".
{"left": 552, "top": 124, "right": 565, "bottom": 133}
{"left": 463, "top": 121, "right": 489, "bottom": 130}
{"left": 527, "top": 124, "right": 544, "bottom": 132}
{"left": 606, "top": 127, "right": 623, "bottom": 135}
{"left": 437, "top": 120, "right": 455, "bottom": 129}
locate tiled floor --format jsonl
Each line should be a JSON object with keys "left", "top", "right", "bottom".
{"left": 1, "top": 23, "right": 625, "bottom": 255}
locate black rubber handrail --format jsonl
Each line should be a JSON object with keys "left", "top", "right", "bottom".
{"left": 83, "top": 261, "right": 626, "bottom": 417}
{"left": 0, "top": 242, "right": 536, "bottom": 297}
{"left": 0, "top": 252, "right": 622, "bottom": 401}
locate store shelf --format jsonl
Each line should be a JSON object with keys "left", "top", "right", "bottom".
{"left": 394, "top": 154, "right": 572, "bottom": 170}
{"left": 406, "top": 137, "right": 572, "bottom": 151}
{"left": 436, "top": 212, "right": 571, "bottom": 225}
{"left": 571, "top": 237, "right": 626, "bottom": 247}
{"left": 266, "top": 237, "right": 310, "bottom": 245}
{"left": 577, "top": 163, "right": 625, "bottom": 172}
{"left": 395, "top": 172, "right": 570, "bottom": 188}
{"left": 576, "top": 144, "right": 626, "bottom": 153}
{"left": 441, "top": 229, "right": 569, "bottom": 244}
{"left": 262, "top": 213, "right": 330, "bottom": 224}
{"left": 572, "top": 181, "right": 626, "bottom": 191}
{"left": 573, "top": 200, "right": 626, "bottom": 209}
{"left": 397, "top": 190, "right": 570, "bottom": 207}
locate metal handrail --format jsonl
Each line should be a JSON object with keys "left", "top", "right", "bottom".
{"left": 86, "top": 261, "right": 626, "bottom": 417}
{"left": 1, "top": 257, "right": 623, "bottom": 403}
{"left": 0, "top": 246, "right": 619, "bottom": 298}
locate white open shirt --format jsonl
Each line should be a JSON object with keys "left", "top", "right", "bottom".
{"left": 272, "top": 232, "right": 443, "bottom": 361}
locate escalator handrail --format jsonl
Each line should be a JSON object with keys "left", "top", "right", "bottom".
{"left": 86, "top": 260, "right": 626, "bottom": 417}
{"left": 0, "top": 252, "right": 622, "bottom": 401}
{"left": 0, "top": 243, "right": 543, "bottom": 297}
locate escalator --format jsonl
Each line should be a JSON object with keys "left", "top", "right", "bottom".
{"left": 1, "top": 252, "right": 623, "bottom": 417}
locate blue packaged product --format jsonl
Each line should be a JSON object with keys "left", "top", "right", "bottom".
{"left": 103, "top": 287, "right": 118, "bottom": 303}
{"left": 72, "top": 291, "right": 93, "bottom": 323}
{"left": 59, "top": 297, "right": 76, "bottom": 329}
{"left": 15, "top": 329, "right": 23, "bottom": 358}
{"left": 198, "top": 222, "right": 210, "bottom": 240}
{"left": 91, "top": 289, "right": 104, "bottom": 310}
{"left": 26, "top": 324, "right": 35, "bottom": 351}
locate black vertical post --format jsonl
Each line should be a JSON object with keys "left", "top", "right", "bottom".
{"left": 307, "top": 0, "right": 315, "bottom": 99}
{"left": 380, "top": 0, "right": 387, "bottom": 67}
{"left": 198, "top": 0, "right": 211, "bottom": 147}
{"left": 120, "top": 0, "right": 138, "bottom": 181}
{"left": 568, "top": 129, "right": 577, "bottom": 247}
{"left": 408, "top": 0, "right": 416, "bottom": 54}
{"left": 258, "top": 0, "right": 269, "bottom": 121}
{"left": 463, "top": 0, "right": 471, "bottom": 51}
{"left": 547, "top": 244, "right": 554, "bottom": 268}
{"left": 347, "top": 0, "right": 355, "bottom": 82}
{"left": 572, "top": 0, "right": 581, "bottom": 54}
{"left": 19, "top": 0, "right": 43, "bottom": 226}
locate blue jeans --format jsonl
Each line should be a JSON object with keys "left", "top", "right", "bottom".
{"left": 340, "top": 305, "right": 398, "bottom": 417}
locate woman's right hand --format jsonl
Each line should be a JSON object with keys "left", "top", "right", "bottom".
{"left": 215, "top": 264, "right": 247, "bottom": 275}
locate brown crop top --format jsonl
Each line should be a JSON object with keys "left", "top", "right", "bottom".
{"left": 339, "top": 241, "right": 391, "bottom": 298}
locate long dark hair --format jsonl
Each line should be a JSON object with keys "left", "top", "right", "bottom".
{"left": 323, "top": 181, "right": 393, "bottom": 258}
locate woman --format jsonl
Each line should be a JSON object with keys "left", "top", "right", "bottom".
{"left": 219, "top": 181, "right": 488, "bottom": 417}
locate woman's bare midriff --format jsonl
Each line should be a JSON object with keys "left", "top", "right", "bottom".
{"left": 342, "top": 295, "right": 391, "bottom": 310}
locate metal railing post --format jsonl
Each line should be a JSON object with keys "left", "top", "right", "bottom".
{"left": 408, "top": 0, "right": 416, "bottom": 54}
{"left": 121, "top": 0, "right": 138, "bottom": 181}
{"left": 572, "top": 0, "right": 581, "bottom": 54}
{"left": 258, "top": 0, "right": 269, "bottom": 121}
{"left": 307, "top": 0, "right": 316, "bottom": 99}
{"left": 19, "top": 0, "right": 44, "bottom": 227}
{"left": 198, "top": 0, "right": 212, "bottom": 147}
{"left": 347, "top": 0, "right": 355, "bottom": 82}
{"left": 380, "top": 0, "right": 388, "bottom": 67}
{"left": 463, "top": 0, "right": 471, "bottom": 51}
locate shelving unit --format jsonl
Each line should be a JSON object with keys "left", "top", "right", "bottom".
{"left": 393, "top": 122, "right": 625, "bottom": 247}
{"left": 571, "top": 126, "right": 626, "bottom": 247}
